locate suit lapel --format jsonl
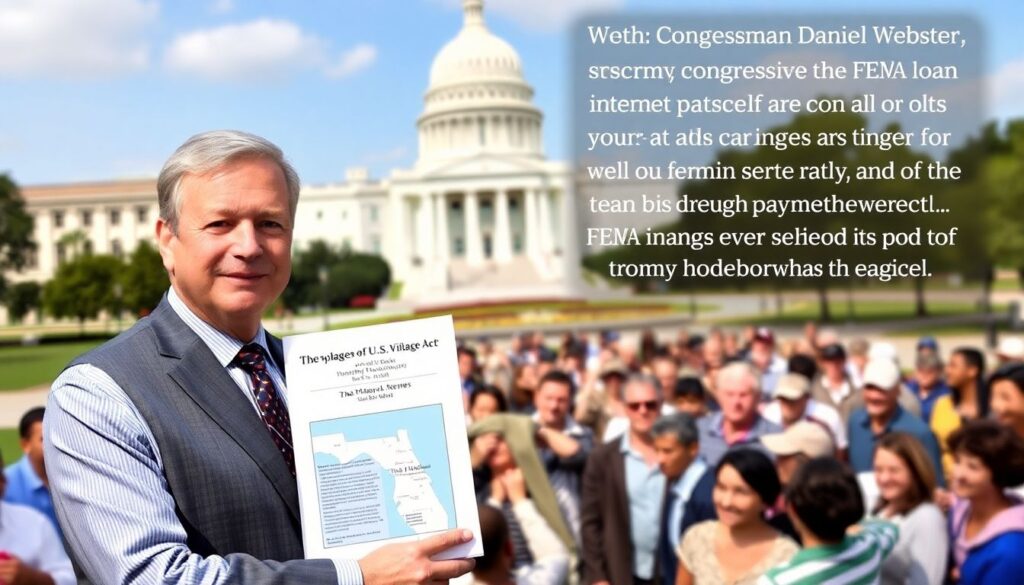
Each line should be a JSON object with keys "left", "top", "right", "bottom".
{"left": 151, "top": 301, "right": 301, "bottom": 523}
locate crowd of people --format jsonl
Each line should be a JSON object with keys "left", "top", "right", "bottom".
{"left": 6, "top": 321, "right": 1024, "bottom": 585}
{"left": 458, "top": 325, "right": 1024, "bottom": 585}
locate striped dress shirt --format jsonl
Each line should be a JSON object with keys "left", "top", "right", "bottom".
{"left": 44, "top": 287, "right": 363, "bottom": 585}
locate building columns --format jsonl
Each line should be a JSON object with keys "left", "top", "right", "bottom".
{"left": 494, "top": 189, "right": 512, "bottom": 262}
{"left": 464, "top": 191, "right": 484, "bottom": 266}
{"left": 433, "top": 192, "right": 449, "bottom": 262}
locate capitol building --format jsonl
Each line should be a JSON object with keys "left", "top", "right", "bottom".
{"left": 11, "top": 0, "right": 580, "bottom": 306}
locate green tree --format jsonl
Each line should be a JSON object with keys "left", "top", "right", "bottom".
{"left": 5, "top": 281, "right": 40, "bottom": 323}
{"left": 0, "top": 174, "right": 35, "bottom": 272}
{"left": 120, "top": 241, "right": 169, "bottom": 316}
{"left": 43, "top": 254, "right": 123, "bottom": 333}
{"left": 983, "top": 120, "right": 1024, "bottom": 288}
{"left": 284, "top": 240, "right": 391, "bottom": 310}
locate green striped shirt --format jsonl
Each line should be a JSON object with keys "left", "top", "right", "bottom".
{"left": 758, "top": 521, "right": 898, "bottom": 585}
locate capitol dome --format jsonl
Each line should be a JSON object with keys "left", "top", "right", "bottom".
{"left": 428, "top": 1, "right": 523, "bottom": 88}
{"left": 417, "top": 0, "right": 543, "bottom": 166}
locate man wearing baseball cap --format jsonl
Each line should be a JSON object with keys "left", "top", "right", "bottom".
{"left": 747, "top": 327, "right": 787, "bottom": 399}
{"left": 846, "top": 359, "right": 943, "bottom": 484}
{"left": 762, "top": 373, "right": 847, "bottom": 458}
{"left": 761, "top": 421, "right": 836, "bottom": 487}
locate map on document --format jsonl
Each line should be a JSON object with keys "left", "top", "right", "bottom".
{"left": 309, "top": 404, "right": 456, "bottom": 547}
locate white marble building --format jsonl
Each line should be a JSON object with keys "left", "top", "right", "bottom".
{"left": 9, "top": 0, "right": 580, "bottom": 306}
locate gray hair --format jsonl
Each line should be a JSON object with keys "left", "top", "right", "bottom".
{"left": 652, "top": 412, "right": 699, "bottom": 446}
{"left": 623, "top": 374, "right": 663, "bottom": 401}
{"left": 717, "top": 361, "right": 762, "bottom": 395}
{"left": 157, "top": 130, "right": 300, "bottom": 233}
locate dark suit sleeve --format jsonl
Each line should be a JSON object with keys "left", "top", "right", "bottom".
{"left": 678, "top": 471, "right": 716, "bottom": 539}
{"left": 580, "top": 447, "right": 608, "bottom": 584}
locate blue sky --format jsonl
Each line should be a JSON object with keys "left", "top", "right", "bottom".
{"left": 1, "top": 0, "right": 1021, "bottom": 187}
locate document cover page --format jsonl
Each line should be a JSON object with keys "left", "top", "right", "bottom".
{"left": 284, "top": 315, "right": 482, "bottom": 561}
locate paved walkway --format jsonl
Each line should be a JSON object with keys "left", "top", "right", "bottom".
{"left": 1, "top": 385, "right": 50, "bottom": 427}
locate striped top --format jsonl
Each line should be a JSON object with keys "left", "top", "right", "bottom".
{"left": 758, "top": 521, "right": 898, "bottom": 585}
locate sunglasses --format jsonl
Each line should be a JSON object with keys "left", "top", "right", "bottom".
{"left": 626, "top": 400, "right": 661, "bottom": 412}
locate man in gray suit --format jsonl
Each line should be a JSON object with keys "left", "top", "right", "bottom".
{"left": 44, "top": 130, "right": 475, "bottom": 584}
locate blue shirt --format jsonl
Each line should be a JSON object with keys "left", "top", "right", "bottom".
{"left": 847, "top": 405, "right": 944, "bottom": 486}
{"left": 697, "top": 412, "right": 782, "bottom": 467}
{"left": 621, "top": 433, "right": 666, "bottom": 580}
{"left": 44, "top": 288, "right": 363, "bottom": 585}
{"left": 906, "top": 380, "right": 951, "bottom": 423}
{"left": 3, "top": 455, "right": 61, "bottom": 539}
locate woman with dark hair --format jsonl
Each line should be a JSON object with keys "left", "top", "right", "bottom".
{"left": 469, "top": 385, "right": 509, "bottom": 424}
{"left": 872, "top": 433, "right": 948, "bottom": 584}
{"left": 762, "top": 458, "right": 897, "bottom": 584}
{"left": 932, "top": 347, "right": 989, "bottom": 480}
{"left": 989, "top": 362, "right": 1024, "bottom": 440}
{"left": 676, "top": 449, "right": 797, "bottom": 585}
{"left": 947, "top": 419, "right": 1024, "bottom": 584}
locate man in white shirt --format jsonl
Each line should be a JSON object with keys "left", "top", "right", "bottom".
{"left": 762, "top": 372, "right": 848, "bottom": 456}
{"left": 0, "top": 451, "right": 75, "bottom": 585}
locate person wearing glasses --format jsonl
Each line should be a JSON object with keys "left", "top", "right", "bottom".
{"left": 581, "top": 375, "right": 667, "bottom": 585}
{"left": 696, "top": 363, "right": 782, "bottom": 467}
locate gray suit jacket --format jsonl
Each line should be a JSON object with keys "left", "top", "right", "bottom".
{"left": 70, "top": 298, "right": 337, "bottom": 583}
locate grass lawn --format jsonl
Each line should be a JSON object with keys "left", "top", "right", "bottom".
{"left": 0, "top": 341, "right": 103, "bottom": 391}
{"left": 330, "top": 300, "right": 718, "bottom": 332}
{"left": 713, "top": 299, "right": 1007, "bottom": 327}
{"left": 0, "top": 428, "right": 20, "bottom": 463}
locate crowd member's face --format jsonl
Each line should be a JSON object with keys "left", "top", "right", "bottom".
{"left": 774, "top": 454, "right": 802, "bottom": 486}
{"left": 863, "top": 384, "right": 899, "bottom": 420}
{"left": 874, "top": 447, "right": 914, "bottom": 506}
{"left": 991, "top": 380, "right": 1024, "bottom": 433}
{"left": 945, "top": 353, "right": 976, "bottom": 389}
{"left": 470, "top": 394, "right": 501, "bottom": 423}
{"left": 157, "top": 157, "right": 292, "bottom": 340}
{"left": 674, "top": 394, "right": 707, "bottom": 417}
{"left": 602, "top": 374, "right": 625, "bottom": 403}
{"left": 654, "top": 434, "right": 697, "bottom": 480}
{"left": 950, "top": 450, "right": 996, "bottom": 500}
{"left": 534, "top": 380, "right": 572, "bottom": 427}
{"left": 458, "top": 353, "right": 476, "bottom": 379}
{"left": 713, "top": 464, "right": 765, "bottom": 527}
{"left": 487, "top": 436, "right": 515, "bottom": 472}
{"left": 778, "top": 396, "right": 809, "bottom": 426}
{"left": 22, "top": 420, "right": 46, "bottom": 479}
{"left": 719, "top": 372, "right": 758, "bottom": 426}
{"left": 652, "top": 359, "right": 679, "bottom": 401}
{"left": 623, "top": 382, "right": 661, "bottom": 435}
{"left": 750, "top": 341, "right": 773, "bottom": 369}
{"left": 914, "top": 365, "right": 941, "bottom": 390}
{"left": 821, "top": 358, "right": 845, "bottom": 380}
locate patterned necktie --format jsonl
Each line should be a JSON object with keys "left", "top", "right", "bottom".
{"left": 232, "top": 343, "right": 295, "bottom": 476}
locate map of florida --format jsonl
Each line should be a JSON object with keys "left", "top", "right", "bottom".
{"left": 312, "top": 430, "right": 449, "bottom": 533}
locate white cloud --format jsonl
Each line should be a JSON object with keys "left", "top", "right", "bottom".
{"left": 438, "top": 0, "right": 622, "bottom": 32}
{"left": 990, "top": 58, "right": 1024, "bottom": 118}
{"left": 210, "top": 0, "right": 233, "bottom": 14}
{"left": 164, "top": 19, "right": 375, "bottom": 83}
{"left": 0, "top": 0, "right": 157, "bottom": 78}
{"left": 325, "top": 43, "right": 377, "bottom": 79}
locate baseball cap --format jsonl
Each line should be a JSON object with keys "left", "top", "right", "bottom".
{"left": 862, "top": 358, "right": 901, "bottom": 390}
{"left": 819, "top": 343, "right": 846, "bottom": 361}
{"left": 997, "top": 337, "right": 1024, "bottom": 362}
{"left": 773, "top": 373, "right": 811, "bottom": 400}
{"left": 598, "top": 357, "right": 629, "bottom": 379}
{"left": 761, "top": 421, "right": 835, "bottom": 458}
{"left": 917, "top": 336, "right": 939, "bottom": 352}
{"left": 753, "top": 327, "right": 775, "bottom": 344}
